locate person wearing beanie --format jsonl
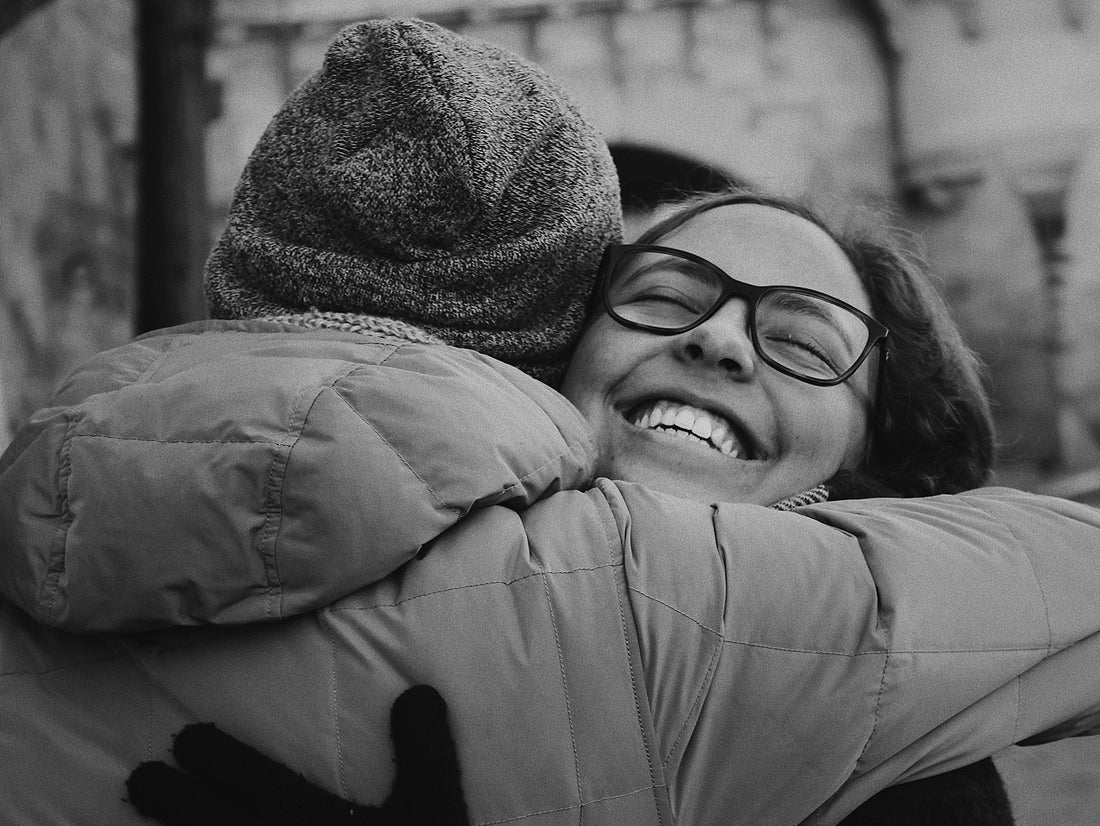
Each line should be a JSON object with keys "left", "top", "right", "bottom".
{"left": 205, "top": 17, "right": 621, "bottom": 386}
{"left": 3, "top": 18, "right": 1100, "bottom": 826}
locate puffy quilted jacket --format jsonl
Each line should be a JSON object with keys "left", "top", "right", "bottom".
{"left": 2, "top": 321, "right": 1099, "bottom": 825}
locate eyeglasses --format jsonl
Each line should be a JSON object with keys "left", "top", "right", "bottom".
{"left": 599, "top": 243, "right": 890, "bottom": 387}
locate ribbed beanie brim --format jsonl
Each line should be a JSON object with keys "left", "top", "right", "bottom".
{"left": 204, "top": 18, "right": 622, "bottom": 386}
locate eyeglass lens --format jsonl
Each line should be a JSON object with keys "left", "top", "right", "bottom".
{"left": 606, "top": 248, "right": 873, "bottom": 381}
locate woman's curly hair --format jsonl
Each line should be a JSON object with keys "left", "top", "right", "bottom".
{"left": 631, "top": 188, "right": 996, "bottom": 497}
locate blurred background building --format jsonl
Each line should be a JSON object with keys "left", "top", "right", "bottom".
{"left": 1, "top": 0, "right": 1100, "bottom": 821}
{"left": 4, "top": 0, "right": 1100, "bottom": 496}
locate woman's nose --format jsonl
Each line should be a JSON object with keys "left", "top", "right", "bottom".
{"left": 676, "top": 298, "right": 758, "bottom": 378}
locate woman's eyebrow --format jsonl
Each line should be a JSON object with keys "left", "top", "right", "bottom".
{"left": 766, "top": 291, "right": 859, "bottom": 351}
{"left": 623, "top": 255, "right": 713, "bottom": 286}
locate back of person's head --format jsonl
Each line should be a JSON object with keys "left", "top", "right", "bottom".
{"left": 632, "top": 188, "right": 995, "bottom": 498}
{"left": 205, "top": 18, "right": 622, "bottom": 386}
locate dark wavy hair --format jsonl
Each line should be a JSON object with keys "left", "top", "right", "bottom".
{"left": 627, "top": 188, "right": 995, "bottom": 497}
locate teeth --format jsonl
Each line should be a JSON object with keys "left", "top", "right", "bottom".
{"left": 709, "top": 418, "right": 728, "bottom": 445}
{"left": 630, "top": 400, "right": 745, "bottom": 458}
{"left": 691, "top": 416, "right": 712, "bottom": 441}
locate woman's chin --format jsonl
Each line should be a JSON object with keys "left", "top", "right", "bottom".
{"left": 596, "top": 449, "right": 773, "bottom": 506}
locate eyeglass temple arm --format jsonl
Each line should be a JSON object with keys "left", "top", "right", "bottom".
{"left": 868, "top": 340, "right": 890, "bottom": 466}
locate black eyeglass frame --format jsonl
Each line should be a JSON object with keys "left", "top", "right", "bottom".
{"left": 599, "top": 243, "right": 891, "bottom": 388}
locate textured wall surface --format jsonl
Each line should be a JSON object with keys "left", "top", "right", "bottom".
{"left": 209, "top": 1, "right": 895, "bottom": 208}
{"left": 891, "top": 0, "right": 1100, "bottom": 477}
{"left": 0, "top": 0, "right": 135, "bottom": 440}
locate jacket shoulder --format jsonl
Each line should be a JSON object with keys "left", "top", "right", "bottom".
{"left": 0, "top": 324, "right": 595, "bottom": 632}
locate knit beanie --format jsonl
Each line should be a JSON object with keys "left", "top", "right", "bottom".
{"left": 204, "top": 18, "right": 622, "bottom": 386}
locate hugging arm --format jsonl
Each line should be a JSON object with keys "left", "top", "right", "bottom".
{"left": 825, "top": 471, "right": 1013, "bottom": 826}
{"left": 608, "top": 479, "right": 1100, "bottom": 823}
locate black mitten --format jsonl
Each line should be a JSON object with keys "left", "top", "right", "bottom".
{"left": 838, "top": 759, "right": 1015, "bottom": 826}
{"left": 127, "top": 684, "right": 469, "bottom": 826}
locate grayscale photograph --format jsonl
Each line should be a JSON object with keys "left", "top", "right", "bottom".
{"left": 1, "top": 1, "right": 1098, "bottom": 824}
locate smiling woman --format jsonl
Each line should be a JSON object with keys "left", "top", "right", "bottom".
{"left": 562, "top": 188, "right": 993, "bottom": 506}
{"left": 563, "top": 186, "right": 1011, "bottom": 824}
{"left": 566, "top": 198, "right": 870, "bottom": 506}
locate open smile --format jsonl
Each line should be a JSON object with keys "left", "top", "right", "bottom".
{"left": 624, "top": 399, "right": 761, "bottom": 460}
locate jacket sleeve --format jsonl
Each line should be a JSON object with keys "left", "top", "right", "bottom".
{"left": 0, "top": 324, "right": 596, "bottom": 632}
{"left": 603, "top": 480, "right": 1100, "bottom": 825}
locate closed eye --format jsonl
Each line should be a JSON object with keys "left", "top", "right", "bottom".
{"left": 763, "top": 292, "right": 859, "bottom": 356}
{"left": 763, "top": 333, "right": 839, "bottom": 371}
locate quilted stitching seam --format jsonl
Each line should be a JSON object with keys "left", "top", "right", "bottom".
{"left": 853, "top": 643, "right": 891, "bottom": 768}
{"left": 540, "top": 571, "right": 585, "bottom": 823}
{"left": 320, "top": 610, "right": 348, "bottom": 799}
{"left": 44, "top": 414, "right": 78, "bottom": 625}
{"left": 329, "top": 363, "right": 592, "bottom": 513}
{"left": 999, "top": 508, "right": 1055, "bottom": 655}
{"left": 256, "top": 370, "right": 353, "bottom": 620}
{"left": 326, "top": 377, "right": 457, "bottom": 514}
{"left": 326, "top": 564, "right": 619, "bottom": 614}
{"left": 664, "top": 638, "right": 722, "bottom": 770}
{"left": 629, "top": 587, "right": 1054, "bottom": 657}
{"left": 594, "top": 494, "right": 669, "bottom": 824}
{"left": 473, "top": 785, "right": 660, "bottom": 825}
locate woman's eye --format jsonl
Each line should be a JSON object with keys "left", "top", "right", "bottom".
{"left": 765, "top": 334, "right": 839, "bottom": 370}
{"left": 624, "top": 287, "right": 703, "bottom": 312}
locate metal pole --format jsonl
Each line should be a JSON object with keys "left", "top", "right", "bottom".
{"left": 135, "top": 0, "right": 214, "bottom": 333}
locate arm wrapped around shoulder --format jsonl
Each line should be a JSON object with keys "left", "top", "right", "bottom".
{"left": 0, "top": 324, "right": 595, "bottom": 633}
{"left": 604, "top": 480, "right": 1100, "bottom": 824}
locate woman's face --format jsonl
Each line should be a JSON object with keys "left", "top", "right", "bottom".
{"left": 560, "top": 203, "right": 877, "bottom": 506}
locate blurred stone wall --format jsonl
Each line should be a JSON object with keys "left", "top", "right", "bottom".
{"left": 0, "top": 0, "right": 135, "bottom": 443}
{"left": 210, "top": 1, "right": 894, "bottom": 216}
{"left": 4, "top": 0, "right": 1099, "bottom": 482}
{"left": 208, "top": 0, "right": 1100, "bottom": 489}
{"left": 890, "top": 0, "right": 1100, "bottom": 482}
